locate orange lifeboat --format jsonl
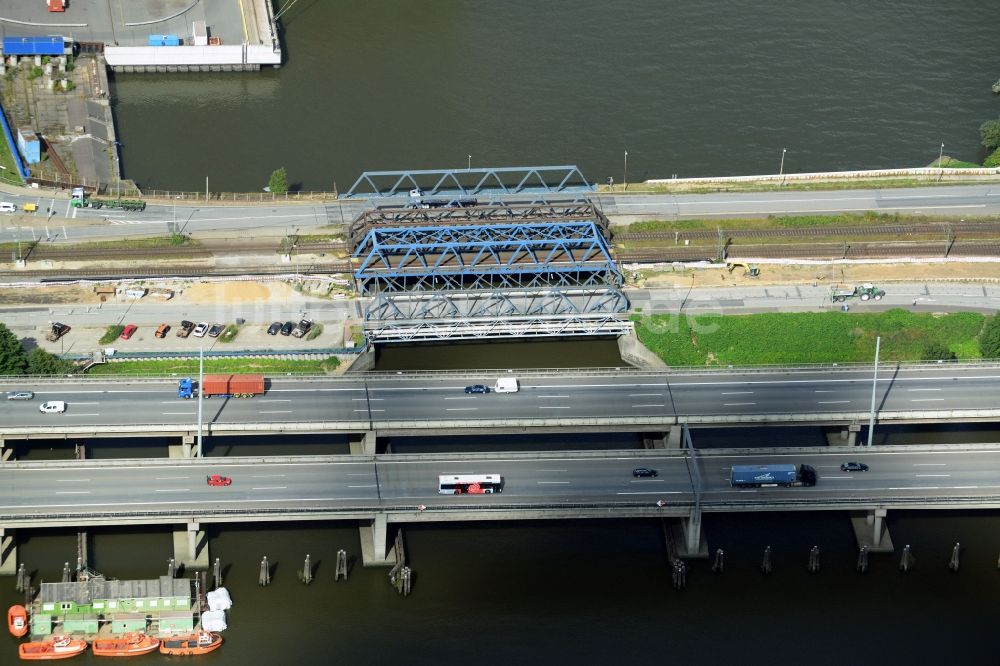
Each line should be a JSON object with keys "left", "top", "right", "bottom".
{"left": 91, "top": 632, "right": 160, "bottom": 657}
{"left": 18, "top": 635, "right": 88, "bottom": 660}
{"left": 8, "top": 604, "right": 28, "bottom": 638}
{"left": 158, "top": 631, "right": 223, "bottom": 656}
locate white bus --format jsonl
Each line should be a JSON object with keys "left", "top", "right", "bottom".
{"left": 438, "top": 474, "right": 504, "bottom": 495}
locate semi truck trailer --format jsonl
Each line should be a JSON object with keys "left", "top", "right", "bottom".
{"left": 730, "top": 464, "right": 817, "bottom": 488}
{"left": 178, "top": 374, "right": 265, "bottom": 399}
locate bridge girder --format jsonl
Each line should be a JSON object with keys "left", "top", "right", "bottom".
{"left": 344, "top": 165, "right": 595, "bottom": 199}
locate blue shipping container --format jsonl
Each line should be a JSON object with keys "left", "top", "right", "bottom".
{"left": 730, "top": 464, "right": 798, "bottom": 487}
{"left": 2, "top": 36, "right": 64, "bottom": 56}
{"left": 147, "top": 35, "right": 181, "bottom": 47}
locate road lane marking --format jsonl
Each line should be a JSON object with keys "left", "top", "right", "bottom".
{"left": 537, "top": 481, "right": 570, "bottom": 484}
{"left": 721, "top": 391, "right": 753, "bottom": 395}
{"left": 444, "top": 397, "right": 474, "bottom": 400}
{"left": 259, "top": 399, "right": 291, "bottom": 403}
{"left": 162, "top": 412, "right": 195, "bottom": 415}
{"left": 915, "top": 474, "right": 950, "bottom": 477}
{"left": 536, "top": 469, "right": 568, "bottom": 472}
{"left": 353, "top": 409, "right": 384, "bottom": 412}
{"left": 616, "top": 491, "right": 683, "bottom": 495}
{"left": 348, "top": 484, "right": 377, "bottom": 488}
{"left": 154, "top": 477, "right": 189, "bottom": 480}
{"left": 55, "top": 491, "right": 90, "bottom": 494}
{"left": 630, "top": 479, "right": 665, "bottom": 483}
{"left": 538, "top": 406, "right": 571, "bottom": 409}
{"left": 814, "top": 390, "right": 837, "bottom": 393}
{"left": 155, "top": 489, "right": 190, "bottom": 493}
{"left": 722, "top": 402, "right": 755, "bottom": 406}
{"left": 913, "top": 463, "right": 947, "bottom": 466}
{"left": 71, "top": 402, "right": 99, "bottom": 405}
{"left": 911, "top": 398, "right": 945, "bottom": 402}
{"left": 908, "top": 388, "right": 941, "bottom": 392}
{"left": 251, "top": 486, "right": 287, "bottom": 491}
{"left": 818, "top": 400, "right": 851, "bottom": 404}
{"left": 629, "top": 393, "right": 663, "bottom": 397}
{"left": 953, "top": 486, "right": 980, "bottom": 489}
{"left": 632, "top": 404, "right": 665, "bottom": 408}
{"left": 69, "top": 413, "right": 100, "bottom": 416}
{"left": 445, "top": 408, "right": 478, "bottom": 411}
{"left": 537, "top": 395, "right": 570, "bottom": 398}
{"left": 259, "top": 410, "right": 293, "bottom": 414}
{"left": 55, "top": 479, "right": 90, "bottom": 482}
{"left": 251, "top": 474, "right": 286, "bottom": 478}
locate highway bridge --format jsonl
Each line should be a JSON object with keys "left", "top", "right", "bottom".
{"left": 1, "top": 445, "right": 997, "bottom": 565}
{"left": 3, "top": 364, "right": 1000, "bottom": 446}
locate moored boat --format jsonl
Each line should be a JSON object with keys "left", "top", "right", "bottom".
{"left": 18, "top": 635, "right": 88, "bottom": 660}
{"left": 8, "top": 604, "right": 28, "bottom": 637}
{"left": 92, "top": 632, "right": 160, "bottom": 657}
{"left": 158, "top": 631, "right": 222, "bottom": 656}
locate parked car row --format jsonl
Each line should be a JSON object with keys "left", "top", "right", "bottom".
{"left": 267, "top": 319, "right": 314, "bottom": 337}
{"left": 47, "top": 320, "right": 321, "bottom": 342}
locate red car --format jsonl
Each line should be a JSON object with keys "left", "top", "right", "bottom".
{"left": 206, "top": 475, "right": 232, "bottom": 487}
{"left": 120, "top": 324, "right": 138, "bottom": 340}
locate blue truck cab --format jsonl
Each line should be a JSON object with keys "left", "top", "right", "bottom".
{"left": 178, "top": 378, "right": 195, "bottom": 399}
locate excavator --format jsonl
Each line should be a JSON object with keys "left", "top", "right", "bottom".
{"left": 725, "top": 262, "right": 760, "bottom": 278}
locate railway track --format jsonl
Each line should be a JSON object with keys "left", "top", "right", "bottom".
{"left": 19, "top": 241, "right": 346, "bottom": 262}
{"left": 615, "top": 220, "right": 1000, "bottom": 242}
{"left": 0, "top": 262, "right": 354, "bottom": 281}
{"left": 617, "top": 241, "right": 1000, "bottom": 263}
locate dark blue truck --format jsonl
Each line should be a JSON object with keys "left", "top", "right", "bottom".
{"left": 730, "top": 464, "right": 817, "bottom": 488}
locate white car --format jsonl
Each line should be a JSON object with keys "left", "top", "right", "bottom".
{"left": 39, "top": 401, "right": 66, "bottom": 414}
{"left": 192, "top": 322, "right": 210, "bottom": 338}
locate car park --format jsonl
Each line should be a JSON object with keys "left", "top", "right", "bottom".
{"left": 154, "top": 323, "right": 171, "bottom": 338}
{"left": 267, "top": 322, "right": 282, "bottom": 335}
{"left": 176, "top": 321, "right": 195, "bottom": 338}
{"left": 632, "top": 468, "right": 658, "bottom": 478}
{"left": 208, "top": 323, "right": 225, "bottom": 338}
{"left": 6, "top": 391, "right": 34, "bottom": 401}
{"left": 192, "top": 322, "right": 210, "bottom": 338}
{"left": 120, "top": 324, "right": 137, "bottom": 340}
{"left": 206, "top": 474, "right": 232, "bottom": 487}
{"left": 280, "top": 321, "right": 295, "bottom": 336}
{"left": 840, "top": 462, "right": 869, "bottom": 472}
{"left": 464, "top": 384, "right": 489, "bottom": 394}
{"left": 39, "top": 401, "right": 66, "bottom": 414}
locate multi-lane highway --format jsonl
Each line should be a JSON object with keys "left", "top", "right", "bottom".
{"left": 3, "top": 184, "right": 1000, "bottom": 244}
{"left": 3, "top": 365, "right": 1000, "bottom": 435}
{"left": 4, "top": 446, "right": 1000, "bottom": 526}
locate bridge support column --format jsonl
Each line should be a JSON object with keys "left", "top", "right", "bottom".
{"left": 359, "top": 514, "right": 396, "bottom": 567}
{"left": 666, "top": 427, "right": 682, "bottom": 449}
{"left": 826, "top": 425, "right": 859, "bottom": 447}
{"left": 0, "top": 439, "right": 11, "bottom": 462}
{"left": 0, "top": 528, "right": 16, "bottom": 575}
{"left": 169, "top": 436, "right": 195, "bottom": 459}
{"left": 673, "top": 509, "right": 708, "bottom": 559}
{"left": 850, "top": 509, "right": 894, "bottom": 553}
{"left": 172, "top": 522, "right": 209, "bottom": 570}
{"left": 350, "top": 431, "right": 377, "bottom": 456}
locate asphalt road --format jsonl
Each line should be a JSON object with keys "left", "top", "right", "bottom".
{"left": 2, "top": 447, "right": 996, "bottom": 516}
{"left": 3, "top": 184, "right": 1000, "bottom": 244}
{"left": 3, "top": 366, "right": 999, "bottom": 429}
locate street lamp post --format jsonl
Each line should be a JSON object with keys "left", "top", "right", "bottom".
{"left": 196, "top": 345, "right": 204, "bottom": 458}
{"left": 467, "top": 155, "right": 471, "bottom": 170}
{"left": 866, "top": 336, "right": 881, "bottom": 447}
{"left": 938, "top": 142, "right": 945, "bottom": 180}
{"left": 623, "top": 150, "right": 628, "bottom": 192}
{"left": 779, "top": 148, "right": 786, "bottom": 182}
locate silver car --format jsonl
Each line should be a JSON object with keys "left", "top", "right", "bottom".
{"left": 6, "top": 391, "right": 34, "bottom": 400}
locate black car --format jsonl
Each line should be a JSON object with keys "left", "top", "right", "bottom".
{"left": 632, "top": 468, "right": 658, "bottom": 478}
{"left": 840, "top": 462, "right": 869, "bottom": 472}
{"left": 280, "top": 321, "right": 295, "bottom": 336}
{"left": 208, "top": 323, "right": 225, "bottom": 338}
{"left": 464, "top": 384, "right": 489, "bottom": 394}
{"left": 267, "top": 322, "right": 282, "bottom": 336}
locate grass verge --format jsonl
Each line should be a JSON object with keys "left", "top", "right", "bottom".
{"left": 633, "top": 309, "right": 985, "bottom": 366}
{"left": 87, "top": 357, "right": 343, "bottom": 375}
{"left": 99, "top": 325, "right": 125, "bottom": 344}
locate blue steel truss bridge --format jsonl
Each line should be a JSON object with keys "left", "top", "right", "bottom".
{"left": 347, "top": 166, "right": 629, "bottom": 343}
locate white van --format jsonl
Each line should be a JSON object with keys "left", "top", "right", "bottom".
{"left": 494, "top": 377, "right": 519, "bottom": 393}
{"left": 0, "top": 202, "right": 16, "bottom": 213}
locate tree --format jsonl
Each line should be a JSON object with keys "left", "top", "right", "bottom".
{"left": 922, "top": 342, "right": 956, "bottom": 362}
{"left": 979, "top": 313, "right": 1000, "bottom": 358}
{"left": 268, "top": 167, "right": 288, "bottom": 195}
{"left": 26, "top": 347, "right": 74, "bottom": 375}
{"left": 984, "top": 147, "right": 1000, "bottom": 169}
{"left": 980, "top": 118, "right": 1000, "bottom": 150}
{"left": 0, "top": 323, "right": 26, "bottom": 375}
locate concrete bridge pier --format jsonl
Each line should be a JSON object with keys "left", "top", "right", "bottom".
{"left": 169, "top": 436, "right": 196, "bottom": 459}
{"left": 0, "top": 528, "right": 16, "bottom": 575}
{"left": 359, "top": 514, "right": 397, "bottom": 566}
{"left": 350, "top": 431, "right": 377, "bottom": 456}
{"left": 674, "top": 509, "right": 708, "bottom": 559}
{"left": 826, "top": 424, "right": 860, "bottom": 447}
{"left": 642, "top": 428, "right": 682, "bottom": 449}
{"left": 172, "top": 522, "right": 209, "bottom": 570}
{"left": 0, "top": 438, "right": 11, "bottom": 462}
{"left": 850, "top": 509, "right": 894, "bottom": 553}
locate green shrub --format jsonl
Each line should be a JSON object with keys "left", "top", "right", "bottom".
{"left": 922, "top": 342, "right": 956, "bottom": 361}
{"left": 99, "top": 325, "right": 125, "bottom": 344}
{"left": 984, "top": 147, "right": 1000, "bottom": 169}
{"left": 218, "top": 325, "right": 239, "bottom": 343}
{"left": 979, "top": 314, "right": 1000, "bottom": 358}
{"left": 306, "top": 323, "right": 323, "bottom": 341}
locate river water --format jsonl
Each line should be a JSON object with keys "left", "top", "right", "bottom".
{"left": 112, "top": 1, "right": 1000, "bottom": 193}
